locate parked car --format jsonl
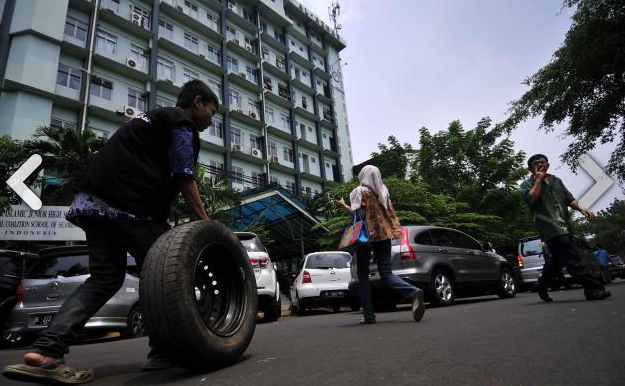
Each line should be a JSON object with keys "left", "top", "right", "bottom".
{"left": 494, "top": 244, "right": 524, "bottom": 290}
{"left": 290, "top": 251, "right": 355, "bottom": 314}
{"left": 4, "top": 246, "right": 144, "bottom": 345}
{"left": 235, "top": 232, "right": 281, "bottom": 322}
{"left": 608, "top": 255, "right": 625, "bottom": 280}
{"left": 517, "top": 236, "right": 574, "bottom": 290}
{"left": 1, "top": 249, "right": 38, "bottom": 346}
{"left": 348, "top": 226, "right": 517, "bottom": 307}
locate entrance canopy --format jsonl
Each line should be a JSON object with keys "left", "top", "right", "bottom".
{"left": 229, "top": 184, "right": 323, "bottom": 262}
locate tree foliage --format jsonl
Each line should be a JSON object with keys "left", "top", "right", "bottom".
{"left": 0, "top": 136, "right": 29, "bottom": 214}
{"left": 501, "top": 0, "right": 625, "bottom": 182}
{"left": 370, "top": 135, "right": 412, "bottom": 179}
{"left": 578, "top": 199, "right": 625, "bottom": 256}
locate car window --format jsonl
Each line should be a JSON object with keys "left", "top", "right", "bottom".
{"left": 126, "top": 256, "right": 139, "bottom": 277}
{"left": 0, "top": 256, "right": 21, "bottom": 278}
{"left": 521, "top": 239, "right": 543, "bottom": 256}
{"left": 414, "top": 231, "right": 434, "bottom": 246}
{"left": 429, "top": 230, "right": 456, "bottom": 248}
{"left": 305, "top": 253, "right": 350, "bottom": 269}
{"left": 27, "top": 254, "right": 90, "bottom": 278}
{"left": 448, "top": 231, "right": 482, "bottom": 250}
{"left": 238, "top": 235, "right": 266, "bottom": 253}
{"left": 609, "top": 255, "right": 623, "bottom": 265}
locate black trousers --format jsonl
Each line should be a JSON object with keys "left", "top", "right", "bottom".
{"left": 32, "top": 219, "right": 170, "bottom": 358}
{"left": 542, "top": 235, "right": 605, "bottom": 295}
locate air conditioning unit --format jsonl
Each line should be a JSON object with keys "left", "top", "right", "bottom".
{"left": 118, "top": 105, "right": 141, "bottom": 119}
{"left": 239, "top": 72, "right": 246, "bottom": 79}
{"left": 271, "top": 155, "right": 279, "bottom": 163}
{"left": 164, "top": 78, "right": 174, "bottom": 84}
{"left": 245, "top": 44, "right": 253, "bottom": 52}
{"left": 228, "top": 1, "right": 235, "bottom": 11}
{"left": 131, "top": 11, "right": 144, "bottom": 27}
{"left": 126, "top": 58, "right": 139, "bottom": 69}
{"left": 232, "top": 143, "right": 243, "bottom": 152}
{"left": 248, "top": 111, "right": 257, "bottom": 119}
{"left": 251, "top": 148, "right": 262, "bottom": 158}
{"left": 233, "top": 39, "right": 240, "bottom": 45}
{"left": 176, "top": 5, "right": 183, "bottom": 11}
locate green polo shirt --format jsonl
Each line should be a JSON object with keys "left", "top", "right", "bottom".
{"left": 520, "top": 174, "right": 576, "bottom": 241}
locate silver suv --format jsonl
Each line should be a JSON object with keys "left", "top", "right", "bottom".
{"left": 348, "top": 226, "right": 517, "bottom": 307}
{"left": 235, "top": 232, "right": 281, "bottom": 321}
{"left": 5, "top": 246, "right": 145, "bottom": 343}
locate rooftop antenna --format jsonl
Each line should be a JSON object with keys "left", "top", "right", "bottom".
{"left": 328, "top": 0, "right": 341, "bottom": 35}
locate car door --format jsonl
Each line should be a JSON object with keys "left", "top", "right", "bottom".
{"left": 329, "top": 253, "right": 352, "bottom": 287}
{"left": 428, "top": 229, "right": 471, "bottom": 284}
{"left": 448, "top": 230, "right": 498, "bottom": 284}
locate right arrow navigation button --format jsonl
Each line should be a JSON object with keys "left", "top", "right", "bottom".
{"left": 577, "top": 154, "right": 615, "bottom": 210}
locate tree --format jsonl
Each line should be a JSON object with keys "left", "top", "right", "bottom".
{"left": 501, "top": 0, "right": 625, "bottom": 182}
{"left": 23, "top": 126, "right": 106, "bottom": 204}
{"left": 582, "top": 198, "right": 625, "bottom": 256}
{"left": 370, "top": 136, "right": 412, "bottom": 179}
{"left": 0, "top": 136, "right": 29, "bottom": 214}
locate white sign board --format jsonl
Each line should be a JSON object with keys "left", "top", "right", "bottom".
{"left": 0, "top": 205, "right": 86, "bottom": 241}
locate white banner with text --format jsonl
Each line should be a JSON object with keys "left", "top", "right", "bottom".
{"left": 0, "top": 205, "right": 86, "bottom": 241}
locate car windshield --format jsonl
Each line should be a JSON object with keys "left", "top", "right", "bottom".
{"left": 305, "top": 253, "right": 350, "bottom": 269}
{"left": 238, "top": 235, "right": 265, "bottom": 253}
{"left": 521, "top": 239, "right": 543, "bottom": 256}
{"left": 27, "top": 254, "right": 90, "bottom": 279}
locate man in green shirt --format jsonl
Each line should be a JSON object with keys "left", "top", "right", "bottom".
{"left": 520, "top": 154, "right": 610, "bottom": 302}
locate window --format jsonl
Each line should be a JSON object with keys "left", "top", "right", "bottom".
{"left": 265, "top": 106, "right": 274, "bottom": 123}
{"left": 227, "top": 56, "right": 238, "bottom": 72}
{"left": 249, "top": 134, "right": 261, "bottom": 150}
{"left": 283, "top": 147, "right": 293, "bottom": 162}
{"left": 279, "top": 113, "right": 289, "bottom": 129}
{"left": 326, "top": 162, "right": 330, "bottom": 168}
{"left": 230, "top": 128, "right": 242, "bottom": 145}
{"left": 429, "top": 230, "right": 456, "bottom": 248}
{"left": 207, "top": 44, "right": 220, "bottom": 64}
{"left": 285, "top": 181, "right": 296, "bottom": 193}
{"left": 56, "top": 64, "right": 82, "bottom": 90}
{"left": 414, "top": 231, "right": 434, "bottom": 246}
{"left": 246, "top": 66, "right": 258, "bottom": 83}
{"left": 278, "top": 83, "right": 288, "bottom": 98}
{"left": 226, "top": 26, "right": 238, "bottom": 42}
{"left": 260, "top": 21, "right": 267, "bottom": 33}
{"left": 207, "top": 13, "right": 220, "bottom": 32}
{"left": 268, "top": 141, "right": 277, "bottom": 157}
{"left": 209, "top": 120, "right": 223, "bottom": 138}
{"left": 183, "top": 68, "right": 199, "bottom": 83}
{"left": 127, "top": 89, "right": 146, "bottom": 111}
{"left": 157, "top": 57, "right": 175, "bottom": 80}
{"left": 263, "top": 76, "right": 272, "bottom": 91}
{"left": 270, "top": 175, "right": 279, "bottom": 184}
{"left": 90, "top": 76, "right": 113, "bottom": 100}
{"left": 448, "top": 231, "right": 482, "bottom": 250}
{"left": 156, "top": 98, "right": 174, "bottom": 108}
{"left": 158, "top": 19, "right": 173, "bottom": 40}
{"left": 233, "top": 167, "right": 244, "bottom": 184}
{"left": 88, "top": 127, "right": 110, "bottom": 140}
{"left": 130, "top": 45, "right": 148, "bottom": 69}
{"left": 183, "top": 0, "right": 198, "bottom": 19}
{"left": 95, "top": 29, "right": 117, "bottom": 55}
{"left": 243, "top": 8, "right": 255, "bottom": 25}
{"left": 229, "top": 90, "right": 240, "bottom": 109}
{"left": 273, "top": 30, "right": 284, "bottom": 44}
{"left": 184, "top": 32, "right": 199, "bottom": 53}
{"left": 323, "top": 133, "right": 327, "bottom": 138}
{"left": 308, "top": 126, "right": 313, "bottom": 132}
{"left": 102, "top": 0, "right": 120, "bottom": 13}
{"left": 64, "top": 17, "right": 87, "bottom": 43}
{"left": 131, "top": 4, "right": 151, "bottom": 28}
{"left": 305, "top": 187, "right": 312, "bottom": 195}
{"left": 311, "top": 157, "right": 316, "bottom": 163}
{"left": 50, "top": 118, "right": 77, "bottom": 131}
{"left": 301, "top": 96, "right": 307, "bottom": 109}
{"left": 262, "top": 47, "right": 269, "bottom": 60}
{"left": 208, "top": 160, "right": 224, "bottom": 177}
{"left": 208, "top": 79, "right": 222, "bottom": 97}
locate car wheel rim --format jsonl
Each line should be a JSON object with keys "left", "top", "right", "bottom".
{"left": 131, "top": 309, "right": 144, "bottom": 335}
{"left": 194, "top": 244, "right": 246, "bottom": 337}
{"left": 502, "top": 271, "right": 515, "bottom": 294}
{"left": 435, "top": 274, "right": 452, "bottom": 301}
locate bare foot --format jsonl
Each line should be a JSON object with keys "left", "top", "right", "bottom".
{"left": 24, "top": 352, "right": 59, "bottom": 367}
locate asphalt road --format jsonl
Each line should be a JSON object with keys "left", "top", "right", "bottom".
{"left": 2, "top": 281, "right": 624, "bottom": 386}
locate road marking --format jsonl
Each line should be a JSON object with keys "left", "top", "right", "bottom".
{"left": 577, "top": 154, "right": 614, "bottom": 210}
{"left": 5, "top": 154, "right": 43, "bottom": 210}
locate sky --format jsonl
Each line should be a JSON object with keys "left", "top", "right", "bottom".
{"left": 303, "top": 0, "right": 624, "bottom": 212}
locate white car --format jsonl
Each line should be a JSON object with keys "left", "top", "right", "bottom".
{"left": 235, "top": 232, "right": 281, "bottom": 321}
{"left": 290, "top": 251, "right": 354, "bottom": 315}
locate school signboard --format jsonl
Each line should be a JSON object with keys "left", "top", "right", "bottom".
{"left": 0, "top": 205, "right": 86, "bottom": 241}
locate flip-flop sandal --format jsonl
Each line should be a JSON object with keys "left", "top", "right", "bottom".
{"left": 3, "top": 360, "right": 94, "bottom": 385}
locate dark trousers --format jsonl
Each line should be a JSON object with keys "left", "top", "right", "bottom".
{"left": 32, "top": 219, "right": 170, "bottom": 358}
{"left": 356, "top": 240, "right": 419, "bottom": 322}
{"left": 541, "top": 235, "right": 605, "bottom": 295}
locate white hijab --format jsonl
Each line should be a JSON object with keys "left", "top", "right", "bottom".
{"left": 357, "top": 165, "right": 390, "bottom": 210}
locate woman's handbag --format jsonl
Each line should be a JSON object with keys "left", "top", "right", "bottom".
{"left": 337, "top": 211, "right": 370, "bottom": 250}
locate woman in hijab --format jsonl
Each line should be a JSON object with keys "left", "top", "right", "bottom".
{"left": 335, "top": 165, "right": 424, "bottom": 324}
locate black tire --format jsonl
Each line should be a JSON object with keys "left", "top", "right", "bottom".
{"left": 294, "top": 294, "right": 307, "bottom": 316}
{"left": 429, "top": 269, "right": 455, "bottom": 306}
{"left": 497, "top": 267, "right": 517, "bottom": 298}
{"left": 140, "top": 220, "right": 257, "bottom": 369}
{"left": 349, "top": 299, "right": 361, "bottom": 312}
{"left": 332, "top": 305, "right": 341, "bottom": 313}
{"left": 121, "top": 305, "right": 145, "bottom": 339}
{"left": 263, "top": 292, "right": 280, "bottom": 322}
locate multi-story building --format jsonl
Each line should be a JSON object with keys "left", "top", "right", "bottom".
{"left": 0, "top": 0, "right": 353, "bottom": 197}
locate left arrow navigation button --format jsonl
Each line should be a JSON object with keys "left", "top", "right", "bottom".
{"left": 6, "top": 154, "right": 43, "bottom": 210}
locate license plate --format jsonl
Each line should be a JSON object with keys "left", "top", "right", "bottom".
{"left": 254, "top": 268, "right": 260, "bottom": 276}
{"left": 31, "top": 314, "right": 54, "bottom": 327}
{"left": 321, "top": 290, "right": 346, "bottom": 298}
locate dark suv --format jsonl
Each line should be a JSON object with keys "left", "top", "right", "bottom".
{"left": 348, "top": 226, "right": 517, "bottom": 307}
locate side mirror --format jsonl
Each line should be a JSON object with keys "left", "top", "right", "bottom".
{"left": 483, "top": 241, "right": 493, "bottom": 252}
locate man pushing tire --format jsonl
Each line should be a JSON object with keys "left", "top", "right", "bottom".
{"left": 4, "top": 80, "right": 257, "bottom": 384}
